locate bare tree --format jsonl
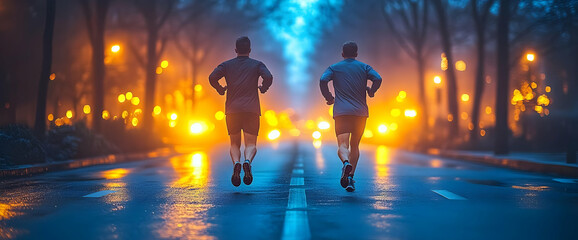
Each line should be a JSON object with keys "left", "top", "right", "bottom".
{"left": 131, "top": 0, "right": 176, "bottom": 130}
{"left": 80, "top": 0, "right": 111, "bottom": 132}
{"left": 432, "top": 0, "right": 459, "bottom": 140}
{"left": 494, "top": 0, "right": 510, "bottom": 155}
{"left": 380, "top": 0, "right": 431, "bottom": 141}
{"left": 34, "top": 0, "right": 56, "bottom": 137}
{"left": 469, "top": 0, "right": 496, "bottom": 142}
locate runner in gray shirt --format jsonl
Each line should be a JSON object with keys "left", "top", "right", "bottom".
{"left": 209, "top": 36, "right": 273, "bottom": 187}
{"left": 319, "top": 41, "right": 382, "bottom": 192}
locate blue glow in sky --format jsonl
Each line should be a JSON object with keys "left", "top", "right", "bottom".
{"left": 266, "top": 0, "right": 343, "bottom": 109}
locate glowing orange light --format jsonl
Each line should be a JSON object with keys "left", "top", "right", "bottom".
{"left": 131, "top": 118, "right": 138, "bottom": 127}
{"left": 531, "top": 82, "right": 537, "bottom": 89}
{"left": 111, "top": 45, "right": 120, "bottom": 53}
{"left": 66, "top": 110, "right": 73, "bottom": 119}
{"left": 545, "top": 86, "right": 551, "bottom": 93}
{"left": 47, "top": 114, "right": 54, "bottom": 121}
{"left": 318, "top": 121, "right": 330, "bottom": 130}
{"left": 448, "top": 114, "right": 454, "bottom": 122}
{"left": 131, "top": 97, "right": 140, "bottom": 106}
{"left": 268, "top": 129, "right": 281, "bottom": 140}
{"left": 461, "top": 94, "right": 470, "bottom": 102}
{"left": 378, "top": 124, "right": 388, "bottom": 134}
{"left": 485, "top": 106, "right": 492, "bottom": 114}
{"left": 389, "top": 123, "right": 398, "bottom": 131}
{"left": 170, "top": 113, "right": 178, "bottom": 120}
{"left": 290, "top": 128, "right": 301, "bottom": 137}
{"left": 125, "top": 92, "right": 133, "bottom": 100}
{"left": 122, "top": 111, "right": 129, "bottom": 119}
{"left": 312, "top": 131, "right": 321, "bottom": 139}
{"left": 214, "top": 111, "right": 225, "bottom": 120}
{"left": 434, "top": 76, "right": 441, "bottom": 84}
{"left": 49, "top": 73, "right": 56, "bottom": 81}
{"left": 156, "top": 67, "right": 163, "bottom": 74}
{"left": 312, "top": 140, "right": 322, "bottom": 149}
{"left": 455, "top": 60, "right": 466, "bottom": 71}
{"left": 102, "top": 110, "right": 110, "bottom": 120}
{"left": 404, "top": 109, "right": 417, "bottom": 118}
{"left": 153, "top": 106, "right": 162, "bottom": 115}
{"left": 526, "top": 53, "right": 535, "bottom": 62}
{"left": 398, "top": 91, "right": 407, "bottom": 99}
{"left": 160, "top": 60, "right": 169, "bottom": 69}
{"left": 118, "top": 94, "right": 126, "bottom": 103}
{"left": 480, "top": 129, "right": 486, "bottom": 136}
{"left": 363, "top": 129, "right": 374, "bottom": 138}
{"left": 189, "top": 122, "right": 207, "bottom": 134}
{"left": 83, "top": 105, "right": 91, "bottom": 114}
{"left": 461, "top": 112, "right": 469, "bottom": 120}
{"left": 391, "top": 108, "right": 401, "bottom": 117}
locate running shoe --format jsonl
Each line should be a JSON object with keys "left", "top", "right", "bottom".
{"left": 243, "top": 160, "right": 253, "bottom": 185}
{"left": 346, "top": 176, "right": 355, "bottom": 192}
{"left": 231, "top": 162, "right": 242, "bottom": 187}
{"left": 340, "top": 161, "right": 352, "bottom": 188}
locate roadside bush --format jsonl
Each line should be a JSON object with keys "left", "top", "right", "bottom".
{"left": 0, "top": 124, "right": 45, "bottom": 166}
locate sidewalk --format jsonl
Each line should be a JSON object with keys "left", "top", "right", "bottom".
{"left": 0, "top": 147, "right": 177, "bottom": 179}
{"left": 427, "top": 149, "right": 578, "bottom": 178}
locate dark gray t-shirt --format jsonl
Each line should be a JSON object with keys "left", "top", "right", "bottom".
{"left": 320, "top": 59, "right": 382, "bottom": 117}
{"left": 209, "top": 56, "right": 273, "bottom": 115}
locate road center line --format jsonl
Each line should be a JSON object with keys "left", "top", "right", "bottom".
{"left": 432, "top": 190, "right": 467, "bottom": 200}
{"left": 83, "top": 190, "right": 116, "bottom": 198}
{"left": 290, "top": 177, "right": 304, "bottom": 186}
{"left": 292, "top": 169, "right": 304, "bottom": 175}
{"left": 553, "top": 178, "right": 576, "bottom": 183}
{"left": 282, "top": 156, "right": 311, "bottom": 240}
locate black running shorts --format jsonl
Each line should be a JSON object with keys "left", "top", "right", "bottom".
{"left": 226, "top": 112, "right": 260, "bottom": 135}
{"left": 334, "top": 115, "right": 367, "bottom": 136}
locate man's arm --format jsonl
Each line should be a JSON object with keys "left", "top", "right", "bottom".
{"left": 320, "top": 67, "right": 335, "bottom": 104}
{"left": 366, "top": 65, "right": 382, "bottom": 97}
{"left": 258, "top": 62, "right": 273, "bottom": 94}
{"left": 209, "top": 63, "right": 227, "bottom": 95}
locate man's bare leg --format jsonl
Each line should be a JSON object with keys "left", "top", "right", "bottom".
{"left": 349, "top": 129, "right": 363, "bottom": 176}
{"left": 229, "top": 133, "right": 242, "bottom": 164}
{"left": 242, "top": 132, "right": 257, "bottom": 185}
{"left": 229, "top": 133, "right": 242, "bottom": 187}
{"left": 337, "top": 133, "right": 353, "bottom": 188}
{"left": 337, "top": 133, "right": 351, "bottom": 163}
{"left": 243, "top": 132, "right": 258, "bottom": 162}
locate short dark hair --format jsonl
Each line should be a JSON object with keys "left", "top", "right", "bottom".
{"left": 236, "top": 36, "right": 251, "bottom": 54}
{"left": 342, "top": 41, "right": 358, "bottom": 58}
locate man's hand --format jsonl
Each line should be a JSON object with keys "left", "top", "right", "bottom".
{"left": 326, "top": 98, "right": 335, "bottom": 105}
{"left": 217, "top": 86, "right": 227, "bottom": 95}
{"left": 258, "top": 85, "right": 267, "bottom": 94}
{"left": 366, "top": 87, "right": 375, "bottom": 98}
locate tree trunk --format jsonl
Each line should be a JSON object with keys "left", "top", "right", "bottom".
{"left": 416, "top": 54, "right": 429, "bottom": 136}
{"left": 433, "top": 0, "right": 459, "bottom": 139}
{"left": 494, "top": 0, "right": 510, "bottom": 155}
{"left": 34, "top": 0, "right": 56, "bottom": 138}
{"left": 143, "top": 24, "right": 158, "bottom": 130}
{"left": 470, "top": 25, "right": 486, "bottom": 142}
{"left": 91, "top": 0, "right": 109, "bottom": 132}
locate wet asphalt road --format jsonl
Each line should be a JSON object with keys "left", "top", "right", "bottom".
{"left": 1, "top": 141, "right": 578, "bottom": 240}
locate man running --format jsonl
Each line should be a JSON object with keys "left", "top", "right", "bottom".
{"left": 209, "top": 36, "right": 273, "bottom": 187}
{"left": 319, "top": 41, "right": 382, "bottom": 192}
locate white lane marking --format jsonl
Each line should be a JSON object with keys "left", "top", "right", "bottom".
{"left": 287, "top": 188, "right": 307, "bottom": 209}
{"left": 282, "top": 210, "right": 311, "bottom": 240}
{"left": 83, "top": 190, "right": 116, "bottom": 198}
{"left": 295, "top": 163, "right": 304, "bottom": 168}
{"left": 432, "top": 190, "right": 467, "bottom": 200}
{"left": 553, "top": 178, "right": 577, "bottom": 183}
{"left": 290, "top": 177, "right": 304, "bottom": 186}
{"left": 292, "top": 169, "right": 304, "bottom": 175}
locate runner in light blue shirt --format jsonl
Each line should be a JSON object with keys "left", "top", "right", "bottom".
{"left": 319, "top": 41, "right": 382, "bottom": 192}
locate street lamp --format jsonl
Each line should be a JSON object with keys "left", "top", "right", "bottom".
{"left": 526, "top": 53, "right": 535, "bottom": 62}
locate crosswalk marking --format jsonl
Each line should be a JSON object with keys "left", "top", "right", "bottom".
{"left": 432, "top": 190, "right": 467, "bottom": 200}
{"left": 83, "top": 190, "right": 116, "bottom": 198}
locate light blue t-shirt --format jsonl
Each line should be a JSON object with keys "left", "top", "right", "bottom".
{"left": 320, "top": 59, "right": 382, "bottom": 117}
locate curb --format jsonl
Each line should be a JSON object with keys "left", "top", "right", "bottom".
{"left": 427, "top": 149, "right": 578, "bottom": 178}
{"left": 0, "top": 147, "right": 178, "bottom": 179}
